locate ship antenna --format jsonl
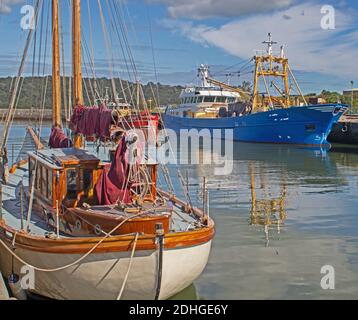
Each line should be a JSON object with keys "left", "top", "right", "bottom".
{"left": 198, "top": 64, "right": 210, "bottom": 88}
{"left": 280, "top": 45, "right": 285, "bottom": 58}
{"left": 262, "top": 33, "right": 277, "bottom": 56}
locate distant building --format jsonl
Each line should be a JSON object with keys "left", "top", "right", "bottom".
{"left": 308, "top": 97, "right": 326, "bottom": 105}
{"left": 343, "top": 89, "right": 358, "bottom": 99}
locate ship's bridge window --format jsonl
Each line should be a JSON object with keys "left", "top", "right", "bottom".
{"left": 197, "top": 96, "right": 204, "bottom": 103}
{"left": 80, "top": 169, "right": 93, "bottom": 197}
{"left": 66, "top": 168, "right": 78, "bottom": 200}
{"left": 216, "top": 97, "right": 227, "bottom": 103}
{"left": 204, "top": 96, "right": 215, "bottom": 103}
{"left": 65, "top": 167, "right": 94, "bottom": 201}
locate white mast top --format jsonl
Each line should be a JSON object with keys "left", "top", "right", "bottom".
{"left": 280, "top": 45, "right": 285, "bottom": 58}
{"left": 262, "top": 33, "right": 277, "bottom": 56}
{"left": 198, "top": 64, "right": 210, "bottom": 88}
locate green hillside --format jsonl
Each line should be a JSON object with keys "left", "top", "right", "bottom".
{"left": 0, "top": 77, "right": 183, "bottom": 109}
{"left": 1, "top": 77, "right": 357, "bottom": 113}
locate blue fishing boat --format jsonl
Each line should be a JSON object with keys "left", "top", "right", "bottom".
{"left": 164, "top": 34, "right": 348, "bottom": 146}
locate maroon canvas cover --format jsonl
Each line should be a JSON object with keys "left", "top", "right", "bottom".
{"left": 95, "top": 137, "right": 132, "bottom": 205}
{"left": 70, "top": 105, "right": 113, "bottom": 140}
{"left": 49, "top": 127, "right": 73, "bottom": 149}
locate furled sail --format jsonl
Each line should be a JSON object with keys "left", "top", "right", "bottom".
{"left": 49, "top": 127, "right": 73, "bottom": 148}
{"left": 95, "top": 136, "right": 132, "bottom": 205}
{"left": 70, "top": 105, "right": 113, "bottom": 140}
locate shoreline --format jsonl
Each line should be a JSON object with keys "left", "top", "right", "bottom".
{"left": 0, "top": 109, "right": 53, "bottom": 121}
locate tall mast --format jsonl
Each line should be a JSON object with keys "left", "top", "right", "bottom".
{"left": 72, "top": 0, "right": 83, "bottom": 106}
{"left": 252, "top": 33, "right": 292, "bottom": 112}
{"left": 72, "top": 0, "right": 83, "bottom": 148}
{"left": 52, "top": 0, "right": 62, "bottom": 126}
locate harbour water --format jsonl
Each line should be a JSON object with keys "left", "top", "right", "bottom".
{"left": 2, "top": 123, "right": 358, "bottom": 300}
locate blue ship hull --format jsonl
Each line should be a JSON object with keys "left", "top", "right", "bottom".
{"left": 163, "top": 104, "right": 347, "bottom": 146}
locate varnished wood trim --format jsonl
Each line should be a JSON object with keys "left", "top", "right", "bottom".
{"left": 0, "top": 219, "right": 215, "bottom": 254}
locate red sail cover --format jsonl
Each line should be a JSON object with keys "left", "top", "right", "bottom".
{"left": 70, "top": 105, "right": 113, "bottom": 140}
{"left": 95, "top": 137, "right": 132, "bottom": 205}
{"left": 49, "top": 127, "right": 73, "bottom": 148}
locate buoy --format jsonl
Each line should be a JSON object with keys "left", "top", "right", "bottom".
{"left": 8, "top": 273, "right": 27, "bottom": 300}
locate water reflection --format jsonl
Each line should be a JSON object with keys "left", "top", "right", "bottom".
{"left": 175, "top": 141, "right": 358, "bottom": 300}
{"left": 249, "top": 163, "right": 287, "bottom": 247}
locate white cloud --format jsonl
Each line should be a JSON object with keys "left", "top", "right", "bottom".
{"left": 148, "top": 0, "right": 295, "bottom": 19}
{"left": 162, "top": 3, "right": 358, "bottom": 78}
{"left": 0, "top": 0, "right": 24, "bottom": 14}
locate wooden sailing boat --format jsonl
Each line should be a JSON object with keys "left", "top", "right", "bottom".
{"left": 0, "top": 0, "right": 215, "bottom": 300}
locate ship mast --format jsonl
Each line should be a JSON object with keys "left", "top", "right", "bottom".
{"left": 52, "top": 0, "right": 61, "bottom": 127}
{"left": 252, "top": 33, "right": 291, "bottom": 112}
{"left": 72, "top": 0, "right": 83, "bottom": 106}
{"left": 72, "top": 0, "right": 83, "bottom": 148}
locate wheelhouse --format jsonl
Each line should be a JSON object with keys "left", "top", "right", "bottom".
{"left": 28, "top": 146, "right": 159, "bottom": 212}
{"left": 28, "top": 148, "right": 103, "bottom": 210}
{"left": 167, "top": 87, "right": 242, "bottom": 119}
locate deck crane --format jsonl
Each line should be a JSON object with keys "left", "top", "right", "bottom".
{"left": 205, "top": 76, "right": 252, "bottom": 102}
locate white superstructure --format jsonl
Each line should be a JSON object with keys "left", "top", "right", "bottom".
{"left": 167, "top": 65, "right": 242, "bottom": 119}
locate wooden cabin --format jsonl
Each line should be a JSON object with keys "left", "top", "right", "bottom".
{"left": 28, "top": 146, "right": 159, "bottom": 209}
{"left": 27, "top": 148, "right": 169, "bottom": 237}
{"left": 28, "top": 148, "right": 104, "bottom": 212}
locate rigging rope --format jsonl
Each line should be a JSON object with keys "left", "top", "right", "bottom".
{"left": 1, "top": 0, "right": 41, "bottom": 151}
{"left": 116, "top": 232, "right": 139, "bottom": 300}
{"left": 0, "top": 211, "right": 149, "bottom": 273}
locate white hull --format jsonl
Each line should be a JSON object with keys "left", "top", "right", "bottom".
{"left": 0, "top": 241, "right": 212, "bottom": 300}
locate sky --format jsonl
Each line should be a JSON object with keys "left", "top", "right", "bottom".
{"left": 0, "top": 0, "right": 357, "bottom": 94}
